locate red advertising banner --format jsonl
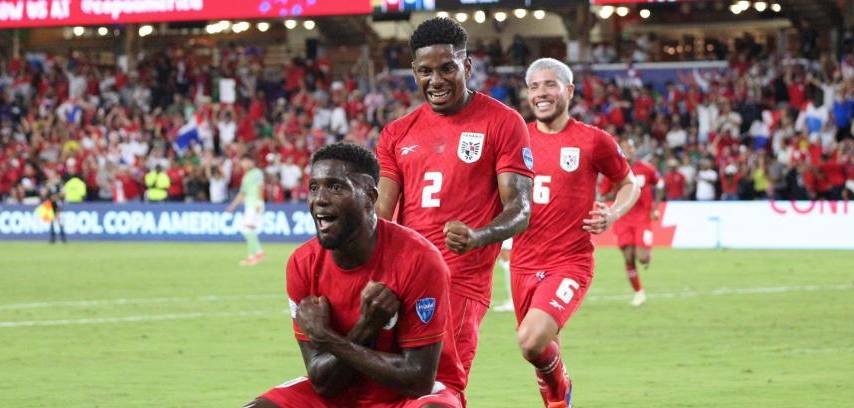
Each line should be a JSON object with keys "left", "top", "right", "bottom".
{"left": 0, "top": 0, "right": 372, "bottom": 28}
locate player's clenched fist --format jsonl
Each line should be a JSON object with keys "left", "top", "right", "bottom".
{"left": 444, "top": 221, "right": 480, "bottom": 254}
{"left": 360, "top": 281, "right": 400, "bottom": 330}
{"left": 295, "top": 296, "right": 332, "bottom": 342}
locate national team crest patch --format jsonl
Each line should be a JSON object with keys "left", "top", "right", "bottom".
{"left": 457, "top": 132, "right": 484, "bottom": 163}
{"left": 560, "top": 147, "right": 580, "bottom": 172}
{"left": 415, "top": 298, "right": 437, "bottom": 324}
{"left": 522, "top": 147, "right": 534, "bottom": 170}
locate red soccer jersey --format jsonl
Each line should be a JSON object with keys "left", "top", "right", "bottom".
{"left": 512, "top": 119, "right": 630, "bottom": 275}
{"left": 376, "top": 92, "right": 533, "bottom": 305}
{"left": 607, "top": 160, "right": 659, "bottom": 225}
{"left": 663, "top": 170, "right": 686, "bottom": 201}
{"left": 287, "top": 219, "right": 465, "bottom": 404}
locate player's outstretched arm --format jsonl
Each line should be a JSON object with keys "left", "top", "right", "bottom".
{"left": 375, "top": 177, "right": 401, "bottom": 220}
{"left": 445, "top": 172, "right": 532, "bottom": 254}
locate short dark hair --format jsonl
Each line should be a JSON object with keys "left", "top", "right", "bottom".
{"left": 409, "top": 17, "right": 467, "bottom": 56}
{"left": 311, "top": 142, "right": 380, "bottom": 186}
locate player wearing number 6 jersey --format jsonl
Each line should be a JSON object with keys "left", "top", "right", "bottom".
{"left": 375, "top": 17, "right": 534, "bottom": 387}
{"left": 511, "top": 58, "right": 640, "bottom": 408}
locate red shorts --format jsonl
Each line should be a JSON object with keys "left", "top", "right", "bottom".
{"left": 614, "top": 222, "right": 653, "bottom": 249}
{"left": 449, "top": 292, "right": 489, "bottom": 384}
{"left": 258, "top": 377, "right": 463, "bottom": 408}
{"left": 510, "top": 266, "right": 592, "bottom": 329}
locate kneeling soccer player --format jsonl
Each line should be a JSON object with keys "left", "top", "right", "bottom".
{"left": 243, "top": 143, "right": 465, "bottom": 408}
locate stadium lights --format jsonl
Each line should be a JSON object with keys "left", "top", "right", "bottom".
{"left": 754, "top": 1, "right": 767, "bottom": 11}
{"left": 138, "top": 25, "right": 154, "bottom": 37}
{"left": 474, "top": 10, "right": 486, "bottom": 23}
{"left": 736, "top": 0, "right": 749, "bottom": 10}
{"left": 616, "top": 6, "right": 629, "bottom": 17}
{"left": 455, "top": 12, "right": 468, "bottom": 23}
{"left": 218, "top": 20, "right": 231, "bottom": 31}
{"left": 513, "top": 8, "right": 527, "bottom": 19}
{"left": 729, "top": 4, "right": 743, "bottom": 14}
{"left": 97, "top": 27, "right": 108, "bottom": 36}
{"left": 284, "top": 19, "right": 297, "bottom": 29}
{"left": 640, "top": 9, "right": 651, "bottom": 19}
{"left": 256, "top": 22, "right": 270, "bottom": 32}
{"left": 72, "top": 26, "right": 85, "bottom": 37}
{"left": 598, "top": 5, "right": 614, "bottom": 19}
{"left": 232, "top": 21, "right": 250, "bottom": 33}
{"left": 494, "top": 11, "right": 507, "bottom": 22}
{"left": 533, "top": 10, "right": 546, "bottom": 20}
{"left": 771, "top": 3, "right": 781, "bottom": 12}
{"left": 303, "top": 20, "right": 315, "bottom": 30}
{"left": 437, "top": 11, "right": 449, "bottom": 18}
{"left": 205, "top": 24, "right": 220, "bottom": 34}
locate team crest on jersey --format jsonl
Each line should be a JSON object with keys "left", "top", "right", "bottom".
{"left": 560, "top": 147, "right": 580, "bottom": 172}
{"left": 457, "top": 132, "right": 484, "bottom": 163}
{"left": 415, "top": 297, "right": 437, "bottom": 324}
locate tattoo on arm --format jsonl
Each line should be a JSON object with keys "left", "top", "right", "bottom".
{"left": 473, "top": 172, "right": 532, "bottom": 247}
{"left": 298, "top": 320, "right": 382, "bottom": 397}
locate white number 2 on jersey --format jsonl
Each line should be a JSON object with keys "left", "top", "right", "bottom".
{"left": 422, "top": 172, "right": 442, "bottom": 208}
{"left": 556, "top": 278, "right": 580, "bottom": 304}
{"left": 533, "top": 175, "right": 551, "bottom": 204}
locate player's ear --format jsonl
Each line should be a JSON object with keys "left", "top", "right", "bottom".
{"left": 366, "top": 185, "right": 378, "bottom": 207}
{"left": 463, "top": 57, "right": 472, "bottom": 81}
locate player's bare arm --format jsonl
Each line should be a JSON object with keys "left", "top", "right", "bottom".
{"left": 444, "top": 172, "right": 532, "bottom": 254}
{"left": 225, "top": 191, "right": 244, "bottom": 213}
{"left": 294, "top": 283, "right": 400, "bottom": 397}
{"left": 295, "top": 295, "right": 442, "bottom": 398}
{"left": 652, "top": 179, "right": 664, "bottom": 220}
{"left": 375, "top": 176, "right": 401, "bottom": 220}
{"left": 583, "top": 172, "right": 640, "bottom": 234}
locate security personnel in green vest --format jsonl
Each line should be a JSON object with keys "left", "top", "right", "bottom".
{"left": 144, "top": 165, "right": 171, "bottom": 202}
{"left": 63, "top": 175, "right": 87, "bottom": 203}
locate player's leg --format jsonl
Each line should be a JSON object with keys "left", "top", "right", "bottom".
{"left": 57, "top": 212, "right": 66, "bottom": 243}
{"left": 397, "top": 384, "right": 464, "bottom": 408}
{"left": 49, "top": 218, "right": 57, "bottom": 243}
{"left": 449, "top": 293, "right": 489, "bottom": 385}
{"left": 637, "top": 228, "right": 654, "bottom": 269}
{"left": 240, "top": 207, "right": 264, "bottom": 265}
{"left": 618, "top": 224, "right": 643, "bottom": 305}
{"left": 246, "top": 377, "right": 329, "bottom": 408}
{"left": 516, "top": 272, "right": 590, "bottom": 408}
{"left": 494, "top": 239, "right": 514, "bottom": 312}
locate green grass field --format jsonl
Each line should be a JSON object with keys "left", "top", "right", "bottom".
{"left": 1, "top": 241, "right": 852, "bottom": 407}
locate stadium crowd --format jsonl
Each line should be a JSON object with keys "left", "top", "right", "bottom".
{"left": 1, "top": 36, "right": 853, "bottom": 205}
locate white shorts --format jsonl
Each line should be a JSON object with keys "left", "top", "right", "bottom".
{"left": 241, "top": 203, "right": 265, "bottom": 232}
{"left": 501, "top": 238, "right": 513, "bottom": 251}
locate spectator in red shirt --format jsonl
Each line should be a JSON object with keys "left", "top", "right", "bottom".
{"left": 663, "top": 159, "right": 687, "bottom": 200}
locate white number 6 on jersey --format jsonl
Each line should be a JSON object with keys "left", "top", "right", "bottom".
{"left": 556, "top": 278, "right": 580, "bottom": 304}
{"left": 422, "top": 172, "right": 442, "bottom": 208}
{"left": 533, "top": 175, "right": 551, "bottom": 204}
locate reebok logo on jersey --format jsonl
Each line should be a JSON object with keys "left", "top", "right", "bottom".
{"left": 400, "top": 145, "right": 419, "bottom": 155}
{"left": 536, "top": 271, "right": 546, "bottom": 281}
{"left": 549, "top": 300, "right": 565, "bottom": 311}
{"left": 415, "top": 297, "right": 437, "bottom": 324}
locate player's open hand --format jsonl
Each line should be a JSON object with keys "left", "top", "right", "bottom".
{"left": 360, "top": 281, "right": 400, "bottom": 330}
{"left": 444, "top": 221, "right": 479, "bottom": 254}
{"left": 296, "top": 296, "right": 332, "bottom": 342}
{"left": 582, "top": 202, "right": 617, "bottom": 234}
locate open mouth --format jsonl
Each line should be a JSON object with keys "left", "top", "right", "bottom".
{"left": 534, "top": 100, "right": 554, "bottom": 112}
{"left": 428, "top": 89, "right": 451, "bottom": 104}
{"left": 314, "top": 214, "right": 338, "bottom": 232}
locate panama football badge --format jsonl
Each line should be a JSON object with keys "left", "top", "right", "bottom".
{"left": 522, "top": 147, "right": 534, "bottom": 170}
{"left": 457, "top": 132, "right": 484, "bottom": 163}
{"left": 415, "top": 298, "right": 437, "bottom": 324}
{"left": 560, "top": 147, "right": 580, "bottom": 172}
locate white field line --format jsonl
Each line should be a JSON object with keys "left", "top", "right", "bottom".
{"left": 0, "top": 309, "right": 287, "bottom": 328}
{"left": 0, "top": 294, "right": 283, "bottom": 310}
{"left": 0, "top": 284, "right": 850, "bottom": 328}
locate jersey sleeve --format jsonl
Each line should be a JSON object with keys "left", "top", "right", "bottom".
{"left": 285, "top": 253, "right": 310, "bottom": 342}
{"left": 493, "top": 111, "right": 534, "bottom": 177}
{"left": 376, "top": 125, "right": 402, "bottom": 184}
{"left": 396, "top": 248, "right": 451, "bottom": 348}
{"left": 593, "top": 130, "right": 630, "bottom": 183}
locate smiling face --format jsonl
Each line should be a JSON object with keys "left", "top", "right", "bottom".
{"left": 412, "top": 44, "right": 471, "bottom": 115}
{"left": 526, "top": 68, "right": 573, "bottom": 125}
{"left": 308, "top": 160, "right": 374, "bottom": 250}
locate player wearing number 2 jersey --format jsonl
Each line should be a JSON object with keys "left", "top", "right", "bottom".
{"left": 510, "top": 58, "right": 640, "bottom": 408}
{"left": 375, "top": 18, "right": 533, "bottom": 387}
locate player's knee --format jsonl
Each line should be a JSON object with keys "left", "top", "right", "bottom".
{"left": 517, "top": 326, "right": 550, "bottom": 362}
{"left": 638, "top": 254, "right": 650, "bottom": 265}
